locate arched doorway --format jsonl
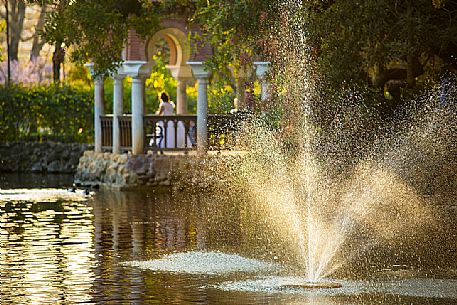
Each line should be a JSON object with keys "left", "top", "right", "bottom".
{"left": 146, "top": 28, "right": 193, "bottom": 114}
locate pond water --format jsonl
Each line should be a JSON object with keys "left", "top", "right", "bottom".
{"left": 1, "top": 174, "right": 457, "bottom": 304}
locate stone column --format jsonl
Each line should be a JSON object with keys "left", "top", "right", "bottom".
{"left": 254, "top": 62, "right": 271, "bottom": 102}
{"left": 85, "top": 63, "right": 105, "bottom": 153}
{"left": 93, "top": 77, "right": 105, "bottom": 153}
{"left": 122, "top": 61, "right": 152, "bottom": 155}
{"left": 131, "top": 77, "right": 146, "bottom": 155}
{"left": 112, "top": 73, "right": 125, "bottom": 154}
{"left": 187, "top": 62, "right": 211, "bottom": 155}
{"left": 196, "top": 77, "right": 209, "bottom": 154}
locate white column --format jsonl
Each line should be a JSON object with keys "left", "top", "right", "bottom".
{"left": 196, "top": 77, "right": 208, "bottom": 154}
{"left": 187, "top": 62, "right": 211, "bottom": 155}
{"left": 254, "top": 62, "right": 271, "bottom": 102}
{"left": 112, "top": 73, "right": 125, "bottom": 154}
{"left": 131, "top": 77, "right": 146, "bottom": 155}
{"left": 176, "top": 77, "right": 189, "bottom": 114}
{"left": 85, "top": 63, "right": 105, "bottom": 153}
{"left": 122, "top": 61, "right": 152, "bottom": 155}
{"left": 261, "top": 80, "right": 269, "bottom": 101}
{"left": 94, "top": 76, "right": 105, "bottom": 153}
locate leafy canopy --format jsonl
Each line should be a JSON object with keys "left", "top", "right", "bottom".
{"left": 192, "top": 0, "right": 457, "bottom": 90}
{"left": 42, "top": 0, "right": 161, "bottom": 76}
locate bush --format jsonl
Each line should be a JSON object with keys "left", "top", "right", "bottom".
{"left": 0, "top": 84, "right": 94, "bottom": 143}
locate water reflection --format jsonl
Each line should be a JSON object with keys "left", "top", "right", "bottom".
{"left": 1, "top": 185, "right": 456, "bottom": 304}
{"left": 87, "top": 190, "right": 239, "bottom": 304}
{"left": 0, "top": 199, "right": 94, "bottom": 304}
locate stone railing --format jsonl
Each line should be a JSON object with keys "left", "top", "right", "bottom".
{"left": 101, "top": 114, "right": 243, "bottom": 153}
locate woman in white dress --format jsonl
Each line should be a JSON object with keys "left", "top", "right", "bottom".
{"left": 157, "top": 92, "right": 176, "bottom": 148}
{"left": 156, "top": 92, "right": 193, "bottom": 149}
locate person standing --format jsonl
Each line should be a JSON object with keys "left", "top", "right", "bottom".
{"left": 156, "top": 92, "right": 176, "bottom": 148}
{"left": 156, "top": 92, "right": 192, "bottom": 149}
{"left": 157, "top": 92, "right": 175, "bottom": 116}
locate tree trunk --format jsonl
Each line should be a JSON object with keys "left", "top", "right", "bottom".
{"left": 30, "top": 3, "right": 48, "bottom": 61}
{"left": 9, "top": 0, "right": 26, "bottom": 61}
{"left": 51, "top": 0, "right": 68, "bottom": 83}
{"left": 52, "top": 42, "right": 65, "bottom": 83}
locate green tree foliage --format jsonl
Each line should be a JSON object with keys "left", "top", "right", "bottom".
{"left": 42, "top": 0, "right": 161, "bottom": 76}
{"left": 0, "top": 84, "right": 93, "bottom": 142}
{"left": 192, "top": 0, "right": 275, "bottom": 73}
{"left": 194, "top": 0, "right": 457, "bottom": 107}
{"left": 39, "top": 0, "right": 457, "bottom": 96}
{"left": 193, "top": 0, "right": 457, "bottom": 85}
{"left": 307, "top": 0, "right": 457, "bottom": 90}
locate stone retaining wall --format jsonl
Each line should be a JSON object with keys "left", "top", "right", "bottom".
{"left": 74, "top": 151, "right": 242, "bottom": 190}
{"left": 0, "top": 142, "right": 91, "bottom": 173}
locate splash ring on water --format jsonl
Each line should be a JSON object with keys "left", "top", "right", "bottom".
{"left": 282, "top": 281, "right": 342, "bottom": 289}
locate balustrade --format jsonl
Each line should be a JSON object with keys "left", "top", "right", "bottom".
{"left": 100, "top": 116, "right": 113, "bottom": 149}
{"left": 101, "top": 114, "right": 240, "bottom": 153}
{"left": 119, "top": 116, "right": 133, "bottom": 149}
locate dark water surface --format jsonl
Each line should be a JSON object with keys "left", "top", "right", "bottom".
{"left": 1, "top": 174, "right": 457, "bottom": 304}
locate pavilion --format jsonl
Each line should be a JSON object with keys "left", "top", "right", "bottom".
{"left": 85, "top": 17, "right": 270, "bottom": 155}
